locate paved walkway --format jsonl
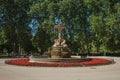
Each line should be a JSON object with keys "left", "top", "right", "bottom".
{"left": 0, "top": 56, "right": 120, "bottom": 80}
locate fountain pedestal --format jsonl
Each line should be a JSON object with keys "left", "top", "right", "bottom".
{"left": 48, "top": 22, "right": 71, "bottom": 58}
{"left": 51, "top": 44, "right": 71, "bottom": 58}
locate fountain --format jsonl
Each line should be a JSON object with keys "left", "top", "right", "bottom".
{"left": 29, "top": 21, "right": 91, "bottom": 62}
{"left": 50, "top": 21, "right": 71, "bottom": 58}
{"left": 4, "top": 20, "right": 114, "bottom": 67}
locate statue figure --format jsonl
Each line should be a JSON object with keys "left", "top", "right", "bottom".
{"left": 53, "top": 39, "right": 60, "bottom": 47}
{"left": 61, "top": 39, "right": 67, "bottom": 47}
{"left": 49, "top": 20, "right": 71, "bottom": 58}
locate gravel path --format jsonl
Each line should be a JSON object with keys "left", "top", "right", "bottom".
{"left": 0, "top": 56, "right": 120, "bottom": 80}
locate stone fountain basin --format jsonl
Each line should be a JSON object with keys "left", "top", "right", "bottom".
{"left": 29, "top": 56, "right": 91, "bottom": 62}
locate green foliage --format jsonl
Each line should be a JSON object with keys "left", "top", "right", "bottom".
{"left": 29, "top": 0, "right": 120, "bottom": 53}
{"left": 0, "top": 0, "right": 33, "bottom": 53}
{"left": 0, "top": 0, "right": 120, "bottom": 54}
{"left": 32, "top": 27, "right": 51, "bottom": 54}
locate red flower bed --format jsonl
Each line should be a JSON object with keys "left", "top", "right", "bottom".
{"left": 5, "top": 58, "right": 113, "bottom": 67}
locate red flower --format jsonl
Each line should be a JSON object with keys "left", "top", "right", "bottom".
{"left": 5, "top": 58, "right": 113, "bottom": 67}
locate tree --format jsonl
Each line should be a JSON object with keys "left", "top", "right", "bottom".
{"left": 0, "top": 0, "right": 33, "bottom": 54}
{"left": 32, "top": 26, "right": 51, "bottom": 54}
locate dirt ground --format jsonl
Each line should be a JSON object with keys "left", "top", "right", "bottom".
{"left": 0, "top": 56, "right": 120, "bottom": 80}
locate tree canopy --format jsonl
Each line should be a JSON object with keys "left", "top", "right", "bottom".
{"left": 0, "top": 0, "right": 120, "bottom": 55}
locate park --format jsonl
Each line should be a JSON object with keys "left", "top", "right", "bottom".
{"left": 0, "top": 0, "right": 120, "bottom": 80}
